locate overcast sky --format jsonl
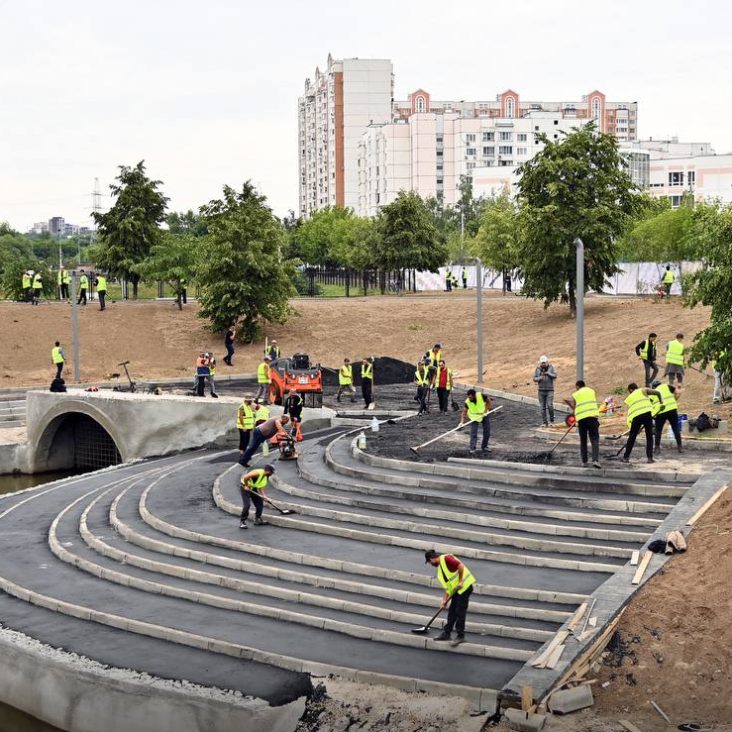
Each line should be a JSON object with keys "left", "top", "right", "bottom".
{"left": 1, "top": 0, "right": 730, "bottom": 231}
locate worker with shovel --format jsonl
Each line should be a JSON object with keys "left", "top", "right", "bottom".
{"left": 239, "top": 464, "right": 275, "bottom": 529}
{"left": 622, "top": 383, "right": 664, "bottom": 464}
{"left": 423, "top": 549, "right": 476, "bottom": 646}
{"left": 564, "top": 380, "right": 602, "bottom": 469}
{"left": 461, "top": 389, "right": 493, "bottom": 453}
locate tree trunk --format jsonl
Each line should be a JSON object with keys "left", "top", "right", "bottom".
{"left": 568, "top": 287, "right": 577, "bottom": 318}
{"left": 132, "top": 281, "right": 138, "bottom": 300}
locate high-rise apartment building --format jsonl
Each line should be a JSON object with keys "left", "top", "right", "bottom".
{"left": 48, "top": 217, "right": 65, "bottom": 237}
{"left": 298, "top": 55, "right": 393, "bottom": 217}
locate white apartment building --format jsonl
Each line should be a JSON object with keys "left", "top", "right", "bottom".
{"left": 649, "top": 154, "right": 732, "bottom": 207}
{"left": 638, "top": 137, "right": 715, "bottom": 159}
{"left": 298, "top": 55, "right": 393, "bottom": 217}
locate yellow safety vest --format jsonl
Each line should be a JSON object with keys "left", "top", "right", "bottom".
{"left": 265, "top": 345, "right": 280, "bottom": 358}
{"left": 639, "top": 339, "right": 652, "bottom": 361}
{"left": 257, "top": 362, "right": 271, "bottom": 384}
{"left": 625, "top": 389, "right": 653, "bottom": 427}
{"left": 242, "top": 469, "right": 268, "bottom": 492}
{"left": 361, "top": 363, "right": 373, "bottom": 380}
{"left": 572, "top": 387, "right": 599, "bottom": 421}
{"left": 466, "top": 393, "right": 487, "bottom": 422}
{"left": 428, "top": 350, "right": 442, "bottom": 364}
{"left": 79, "top": 275, "right": 88, "bottom": 288}
{"left": 663, "top": 269, "right": 675, "bottom": 284}
{"left": 51, "top": 346, "right": 64, "bottom": 364}
{"left": 437, "top": 555, "right": 476, "bottom": 596}
{"left": 32, "top": 274, "right": 42, "bottom": 288}
{"left": 656, "top": 384, "right": 677, "bottom": 415}
{"left": 666, "top": 340, "right": 684, "bottom": 366}
{"left": 435, "top": 366, "right": 453, "bottom": 391}
{"left": 339, "top": 365, "right": 353, "bottom": 385}
{"left": 414, "top": 368, "right": 430, "bottom": 386}
{"left": 63, "top": 271, "right": 70, "bottom": 284}
{"left": 255, "top": 405, "right": 270, "bottom": 422}
{"left": 237, "top": 403, "right": 255, "bottom": 430}
{"left": 96, "top": 276, "right": 107, "bottom": 291}
{"left": 22, "top": 274, "right": 30, "bottom": 288}
{"left": 57, "top": 271, "right": 64, "bottom": 285}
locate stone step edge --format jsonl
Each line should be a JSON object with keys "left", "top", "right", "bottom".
{"left": 49, "top": 490, "right": 534, "bottom": 663}
{"left": 78, "top": 491, "right": 552, "bottom": 643}
{"left": 324, "top": 442, "right": 674, "bottom": 515}
{"left": 110, "top": 490, "right": 571, "bottom": 625}
{"left": 212, "top": 481, "right": 621, "bottom": 574}
{"left": 350, "top": 438, "right": 688, "bottom": 497}
{"left": 136, "top": 471, "right": 586, "bottom": 607}
{"left": 268, "top": 470, "right": 650, "bottom": 546}
{"left": 295, "top": 455, "right": 663, "bottom": 529}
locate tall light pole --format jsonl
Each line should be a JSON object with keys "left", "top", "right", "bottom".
{"left": 476, "top": 258, "right": 484, "bottom": 384}
{"left": 575, "top": 237, "right": 584, "bottom": 381}
{"left": 70, "top": 273, "right": 81, "bottom": 383}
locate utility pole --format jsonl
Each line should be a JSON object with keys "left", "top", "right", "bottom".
{"left": 575, "top": 237, "right": 584, "bottom": 381}
{"left": 460, "top": 209, "right": 465, "bottom": 261}
{"left": 476, "top": 258, "right": 483, "bottom": 384}
{"left": 70, "top": 273, "right": 81, "bottom": 383}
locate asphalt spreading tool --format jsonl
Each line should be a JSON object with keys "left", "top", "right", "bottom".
{"left": 409, "top": 406, "right": 504, "bottom": 454}
{"left": 411, "top": 606, "right": 444, "bottom": 635}
{"left": 547, "top": 423, "right": 575, "bottom": 457}
{"left": 264, "top": 497, "right": 297, "bottom": 516}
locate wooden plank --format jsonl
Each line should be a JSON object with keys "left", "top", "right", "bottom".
{"left": 618, "top": 721, "right": 643, "bottom": 732}
{"left": 521, "top": 686, "right": 533, "bottom": 712}
{"left": 567, "top": 602, "right": 588, "bottom": 632}
{"left": 545, "top": 644, "right": 565, "bottom": 669}
{"left": 687, "top": 484, "right": 729, "bottom": 525}
{"left": 631, "top": 551, "right": 653, "bottom": 585}
{"left": 531, "top": 629, "right": 569, "bottom": 668}
{"left": 630, "top": 550, "right": 640, "bottom": 566}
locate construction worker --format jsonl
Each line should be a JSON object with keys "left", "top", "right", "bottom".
{"left": 95, "top": 273, "right": 107, "bottom": 311}
{"left": 361, "top": 357, "right": 374, "bottom": 410}
{"left": 283, "top": 389, "right": 304, "bottom": 441}
{"left": 712, "top": 350, "right": 729, "bottom": 404}
{"left": 635, "top": 332, "right": 659, "bottom": 387}
{"left": 435, "top": 359, "right": 453, "bottom": 413}
{"left": 256, "top": 355, "right": 272, "bottom": 401}
{"left": 265, "top": 340, "right": 281, "bottom": 359}
{"left": 460, "top": 388, "right": 493, "bottom": 453}
{"left": 58, "top": 267, "right": 70, "bottom": 300}
{"left": 253, "top": 399, "right": 270, "bottom": 425}
{"left": 664, "top": 333, "right": 686, "bottom": 385}
{"left": 21, "top": 271, "right": 32, "bottom": 302}
{"left": 622, "top": 383, "right": 664, "bottom": 464}
{"left": 239, "top": 415, "right": 290, "bottom": 467}
{"left": 337, "top": 358, "right": 356, "bottom": 403}
{"left": 414, "top": 361, "right": 431, "bottom": 415}
{"left": 239, "top": 464, "right": 275, "bottom": 529}
{"left": 650, "top": 380, "right": 682, "bottom": 454}
{"left": 564, "top": 380, "right": 601, "bottom": 468}
{"left": 533, "top": 355, "right": 557, "bottom": 427}
{"left": 444, "top": 270, "right": 452, "bottom": 292}
{"left": 179, "top": 277, "right": 187, "bottom": 305}
{"left": 662, "top": 265, "right": 675, "bottom": 296}
{"left": 51, "top": 341, "right": 65, "bottom": 379}
{"left": 194, "top": 352, "right": 210, "bottom": 397}
{"left": 223, "top": 326, "right": 235, "bottom": 366}
{"left": 424, "top": 549, "right": 476, "bottom": 646}
{"left": 77, "top": 270, "right": 88, "bottom": 305}
{"left": 237, "top": 396, "right": 255, "bottom": 455}
{"left": 427, "top": 344, "right": 442, "bottom": 371}
{"left": 32, "top": 271, "right": 43, "bottom": 305}
{"left": 461, "top": 267, "right": 467, "bottom": 289}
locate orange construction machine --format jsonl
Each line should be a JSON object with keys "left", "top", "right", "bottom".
{"left": 268, "top": 353, "right": 323, "bottom": 408}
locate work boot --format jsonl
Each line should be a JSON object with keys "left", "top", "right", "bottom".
{"left": 621, "top": 456, "right": 630, "bottom": 463}
{"left": 211, "top": 393, "right": 219, "bottom": 398}
{"left": 592, "top": 461, "right": 602, "bottom": 469}
{"left": 647, "top": 457, "right": 655, "bottom": 464}
{"left": 254, "top": 517, "right": 269, "bottom": 526}
{"left": 451, "top": 634, "right": 465, "bottom": 647}
{"left": 433, "top": 630, "right": 452, "bottom": 641}
{"left": 239, "top": 520, "right": 247, "bottom": 529}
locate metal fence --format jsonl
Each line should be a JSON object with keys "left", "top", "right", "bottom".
{"left": 307, "top": 267, "right": 417, "bottom": 297}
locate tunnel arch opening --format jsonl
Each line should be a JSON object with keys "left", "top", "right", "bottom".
{"left": 39, "top": 412, "right": 122, "bottom": 472}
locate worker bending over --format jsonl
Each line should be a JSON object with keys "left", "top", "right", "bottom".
{"left": 424, "top": 549, "right": 476, "bottom": 646}
{"left": 461, "top": 388, "right": 492, "bottom": 453}
{"left": 565, "top": 380, "right": 601, "bottom": 468}
{"left": 623, "top": 383, "right": 663, "bottom": 464}
{"left": 650, "top": 380, "right": 682, "bottom": 454}
{"left": 239, "top": 415, "right": 289, "bottom": 467}
{"left": 239, "top": 464, "right": 275, "bottom": 529}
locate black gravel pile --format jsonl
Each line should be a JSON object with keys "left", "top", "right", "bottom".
{"left": 321, "top": 357, "right": 416, "bottom": 387}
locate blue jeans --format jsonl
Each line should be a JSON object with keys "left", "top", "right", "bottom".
{"left": 225, "top": 342, "right": 234, "bottom": 364}
{"left": 239, "top": 427, "right": 266, "bottom": 465}
{"left": 469, "top": 418, "right": 490, "bottom": 450}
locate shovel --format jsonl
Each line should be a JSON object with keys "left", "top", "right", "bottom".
{"left": 411, "top": 606, "right": 445, "bottom": 634}
{"left": 264, "top": 496, "right": 298, "bottom": 515}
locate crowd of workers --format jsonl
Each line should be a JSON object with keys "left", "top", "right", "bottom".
{"left": 24, "top": 267, "right": 107, "bottom": 310}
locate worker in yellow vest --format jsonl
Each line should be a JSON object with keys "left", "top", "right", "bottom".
{"left": 77, "top": 270, "right": 88, "bottom": 305}
{"left": 664, "top": 333, "right": 685, "bottom": 385}
{"left": 661, "top": 265, "right": 675, "bottom": 296}
{"left": 414, "top": 361, "right": 432, "bottom": 415}
{"left": 95, "top": 274, "right": 108, "bottom": 311}
{"left": 460, "top": 388, "right": 493, "bottom": 453}
{"left": 424, "top": 549, "right": 476, "bottom": 646}
{"left": 435, "top": 359, "right": 454, "bottom": 413}
{"left": 57, "top": 268, "right": 70, "bottom": 300}
{"left": 337, "top": 358, "right": 356, "bottom": 403}
{"left": 239, "top": 464, "right": 275, "bottom": 529}
{"left": 622, "top": 383, "right": 664, "bottom": 463}
{"left": 634, "top": 332, "right": 658, "bottom": 387}
{"left": 256, "top": 355, "right": 272, "bottom": 401}
{"left": 51, "top": 341, "right": 65, "bottom": 379}
{"left": 21, "top": 271, "right": 32, "bottom": 302}
{"left": 649, "top": 380, "right": 682, "bottom": 453}
{"left": 564, "top": 380, "right": 601, "bottom": 468}
{"left": 264, "top": 340, "right": 280, "bottom": 359}
{"left": 32, "top": 272, "right": 43, "bottom": 305}
{"left": 237, "top": 396, "right": 255, "bottom": 456}
{"left": 360, "top": 357, "right": 375, "bottom": 410}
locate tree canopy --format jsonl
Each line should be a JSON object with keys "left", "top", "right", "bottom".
{"left": 470, "top": 192, "right": 520, "bottom": 274}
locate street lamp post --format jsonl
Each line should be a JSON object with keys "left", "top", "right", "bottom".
{"left": 476, "top": 258, "right": 483, "bottom": 384}
{"left": 575, "top": 237, "right": 584, "bottom": 381}
{"left": 70, "top": 273, "right": 81, "bottom": 383}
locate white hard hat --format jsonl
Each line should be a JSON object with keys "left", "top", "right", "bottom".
{"left": 539, "top": 355, "right": 548, "bottom": 363}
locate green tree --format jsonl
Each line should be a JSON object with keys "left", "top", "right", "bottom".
{"left": 196, "top": 183, "right": 296, "bottom": 341}
{"left": 515, "top": 124, "right": 644, "bottom": 315}
{"left": 291, "top": 206, "right": 356, "bottom": 266}
{"left": 134, "top": 232, "right": 197, "bottom": 310}
{"left": 684, "top": 202, "right": 732, "bottom": 381}
{"left": 0, "top": 233, "right": 38, "bottom": 300}
{"left": 91, "top": 161, "right": 168, "bottom": 299}
{"left": 166, "top": 210, "right": 208, "bottom": 237}
{"left": 470, "top": 192, "right": 520, "bottom": 276}
{"left": 375, "top": 191, "right": 446, "bottom": 273}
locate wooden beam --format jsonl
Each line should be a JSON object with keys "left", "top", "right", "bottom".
{"left": 531, "top": 629, "right": 569, "bottom": 668}
{"left": 521, "top": 686, "right": 533, "bottom": 712}
{"left": 687, "top": 485, "right": 729, "bottom": 526}
{"left": 631, "top": 551, "right": 653, "bottom": 585}
{"left": 545, "top": 644, "right": 565, "bottom": 669}
{"left": 567, "top": 602, "right": 588, "bottom": 633}
{"left": 630, "top": 550, "right": 640, "bottom": 566}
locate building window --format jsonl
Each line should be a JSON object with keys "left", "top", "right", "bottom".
{"left": 499, "top": 145, "right": 513, "bottom": 155}
{"left": 482, "top": 131, "right": 494, "bottom": 141}
{"left": 467, "top": 163, "right": 475, "bottom": 170}
{"left": 517, "top": 133, "right": 527, "bottom": 142}
{"left": 517, "top": 147, "right": 528, "bottom": 155}
{"left": 483, "top": 146, "right": 495, "bottom": 156}
{"left": 669, "top": 171, "right": 684, "bottom": 187}
{"left": 688, "top": 171, "right": 696, "bottom": 187}
{"left": 592, "top": 98, "right": 601, "bottom": 122}
{"left": 506, "top": 97, "right": 515, "bottom": 118}
{"left": 499, "top": 160, "right": 513, "bottom": 167}
{"left": 669, "top": 195, "right": 683, "bottom": 208}
{"left": 499, "top": 131, "right": 512, "bottom": 141}
{"left": 415, "top": 96, "right": 426, "bottom": 113}
{"left": 437, "top": 150, "right": 443, "bottom": 156}
{"left": 466, "top": 133, "right": 476, "bottom": 142}
{"left": 465, "top": 148, "right": 476, "bottom": 157}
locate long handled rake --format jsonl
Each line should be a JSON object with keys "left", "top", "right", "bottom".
{"left": 409, "top": 406, "right": 504, "bottom": 454}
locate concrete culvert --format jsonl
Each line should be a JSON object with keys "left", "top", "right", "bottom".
{"left": 39, "top": 413, "right": 122, "bottom": 471}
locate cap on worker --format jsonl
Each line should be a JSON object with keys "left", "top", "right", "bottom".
{"left": 424, "top": 549, "right": 440, "bottom": 563}
{"left": 263, "top": 464, "right": 276, "bottom": 473}
{"left": 539, "top": 355, "right": 548, "bottom": 363}
{"left": 264, "top": 355, "right": 272, "bottom": 361}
